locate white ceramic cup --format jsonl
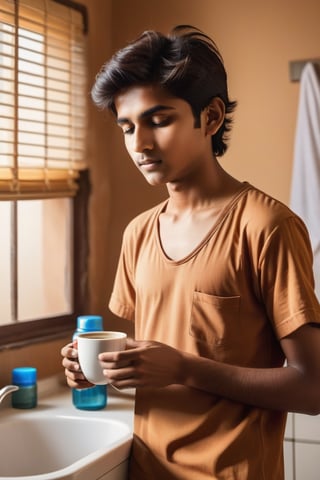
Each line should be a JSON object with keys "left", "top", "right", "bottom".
{"left": 77, "top": 331, "right": 127, "bottom": 385}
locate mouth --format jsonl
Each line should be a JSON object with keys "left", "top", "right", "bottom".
{"left": 137, "top": 158, "right": 162, "bottom": 170}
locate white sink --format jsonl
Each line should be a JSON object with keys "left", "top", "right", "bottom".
{"left": 0, "top": 413, "right": 132, "bottom": 479}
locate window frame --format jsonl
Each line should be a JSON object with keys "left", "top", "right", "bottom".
{"left": 0, "top": 0, "right": 89, "bottom": 349}
{"left": 0, "top": 169, "right": 90, "bottom": 349}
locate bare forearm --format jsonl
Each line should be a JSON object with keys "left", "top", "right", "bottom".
{"left": 182, "top": 352, "right": 320, "bottom": 415}
{"left": 97, "top": 329, "right": 320, "bottom": 415}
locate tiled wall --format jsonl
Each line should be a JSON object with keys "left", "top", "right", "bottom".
{"left": 285, "top": 413, "right": 320, "bottom": 479}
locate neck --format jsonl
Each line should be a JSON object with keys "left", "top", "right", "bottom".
{"left": 165, "top": 165, "right": 243, "bottom": 214}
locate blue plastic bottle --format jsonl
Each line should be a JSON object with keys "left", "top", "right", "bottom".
{"left": 12, "top": 367, "right": 37, "bottom": 409}
{"left": 72, "top": 315, "right": 107, "bottom": 410}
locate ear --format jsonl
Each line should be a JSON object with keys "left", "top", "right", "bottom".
{"left": 204, "top": 97, "right": 225, "bottom": 135}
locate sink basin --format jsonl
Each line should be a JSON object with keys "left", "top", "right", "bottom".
{"left": 0, "top": 413, "right": 132, "bottom": 479}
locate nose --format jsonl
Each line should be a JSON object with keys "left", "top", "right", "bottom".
{"left": 131, "top": 125, "right": 154, "bottom": 153}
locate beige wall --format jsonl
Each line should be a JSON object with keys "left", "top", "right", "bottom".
{"left": 0, "top": 338, "right": 68, "bottom": 386}
{"left": 1, "top": 0, "right": 319, "bottom": 383}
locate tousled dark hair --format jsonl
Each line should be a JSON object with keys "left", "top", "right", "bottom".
{"left": 91, "top": 25, "right": 237, "bottom": 156}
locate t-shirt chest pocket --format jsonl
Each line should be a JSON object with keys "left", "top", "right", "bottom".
{"left": 190, "top": 291, "right": 240, "bottom": 346}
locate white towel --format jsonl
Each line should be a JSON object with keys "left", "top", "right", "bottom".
{"left": 290, "top": 62, "right": 320, "bottom": 300}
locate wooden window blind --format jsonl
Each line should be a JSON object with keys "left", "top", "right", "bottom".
{"left": 0, "top": 0, "right": 87, "bottom": 200}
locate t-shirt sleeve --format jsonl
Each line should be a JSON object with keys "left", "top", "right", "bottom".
{"left": 258, "top": 215, "right": 320, "bottom": 339}
{"left": 108, "top": 227, "right": 136, "bottom": 322}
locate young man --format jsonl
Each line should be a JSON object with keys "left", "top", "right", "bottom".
{"left": 62, "top": 26, "right": 320, "bottom": 479}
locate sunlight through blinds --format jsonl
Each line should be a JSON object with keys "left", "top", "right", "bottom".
{"left": 0, "top": 0, "right": 87, "bottom": 199}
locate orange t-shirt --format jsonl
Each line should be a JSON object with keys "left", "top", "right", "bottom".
{"left": 109, "top": 183, "right": 320, "bottom": 480}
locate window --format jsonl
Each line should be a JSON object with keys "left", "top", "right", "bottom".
{"left": 0, "top": 0, "right": 89, "bottom": 348}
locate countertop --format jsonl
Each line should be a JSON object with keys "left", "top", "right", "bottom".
{"left": 0, "top": 374, "right": 135, "bottom": 428}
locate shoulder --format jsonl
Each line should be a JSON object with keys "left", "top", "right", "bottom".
{"left": 122, "top": 200, "right": 167, "bottom": 241}
{"left": 236, "top": 184, "right": 311, "bottom": 253}
{"left": 239, "top": 184, "right": 304, "bottom": 232}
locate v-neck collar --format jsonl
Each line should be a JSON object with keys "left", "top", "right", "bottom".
{"left": 155, "top": 182, "right": 252, "bottom": 264}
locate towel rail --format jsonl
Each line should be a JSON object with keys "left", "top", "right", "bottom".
{"left": 289, "top": 58, "right": 320, "bottom": 82}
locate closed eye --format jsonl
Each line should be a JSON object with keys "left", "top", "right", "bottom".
{"left": 117, "top": 122, "right": 134, "bottom": 135}
{"left": 122, "top": 126, "right": 134, "bottom": 135}
{"left": 149, "top": 116, "right": 171, "bottom": 128}
{"left": 118, "top": 117, "right": 170, "bottom": 135}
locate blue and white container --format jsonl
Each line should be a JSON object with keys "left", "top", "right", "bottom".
{"left": 72, "top": 315, "right": 107, "bottom": 410}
